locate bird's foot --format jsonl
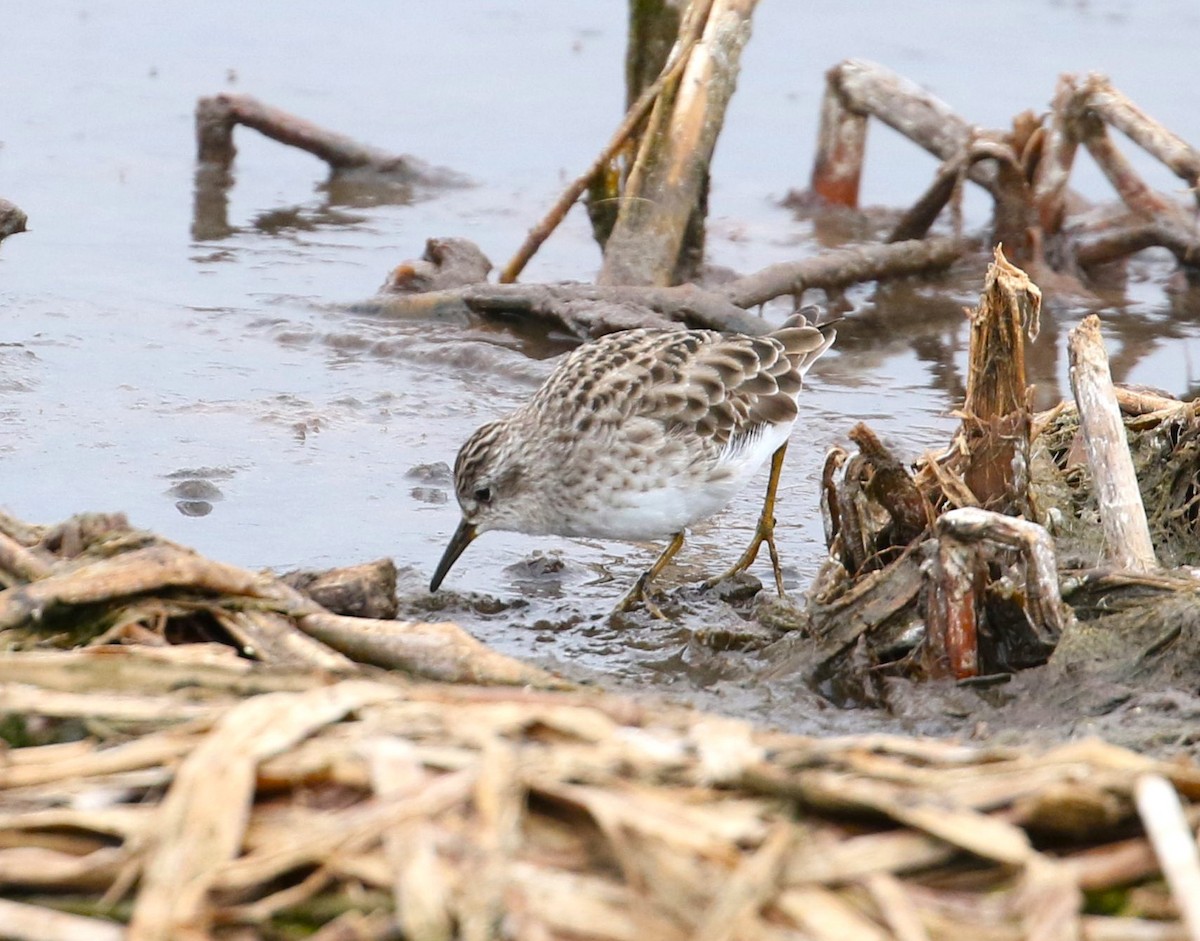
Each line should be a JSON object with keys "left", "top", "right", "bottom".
{"left": 613, "top": 571, "right": 670, "bottom": 619}
{"left": 703, "top": 515, "right": 787, "bottom": 597}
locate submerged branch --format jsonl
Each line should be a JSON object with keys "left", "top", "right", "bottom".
{"left": 722, "top": 237, "right": 964, "bottom": 309}
{"left": 372, "top": 237, "right": 965, "bottom": 339}
{"left": 370, "top": 280, "right": 771, "bottom": 337}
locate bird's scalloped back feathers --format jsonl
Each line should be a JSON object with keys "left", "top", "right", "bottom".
{"left": 523, "top": 317, "right": 836, "bottom": 449}
{"left": 712, "top": 315, "right": 836, "bottom": 447}
{"left": 530, "top": 328, "right": 680, "bottom": 422}
{"left": 777, "top": 306, "right": 838, "bottom": 378}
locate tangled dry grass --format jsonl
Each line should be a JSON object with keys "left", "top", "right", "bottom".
{"left": 2, "top": 643, "right": 1200, "bottom": 941}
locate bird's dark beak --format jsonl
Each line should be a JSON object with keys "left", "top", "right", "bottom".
{"left": 430, "top": 518, "right": 478, "bottom": 591}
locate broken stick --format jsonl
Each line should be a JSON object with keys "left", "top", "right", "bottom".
{"left": 810, "top": 59, "right": 995, "bottom": 208}
{"left": 599, "top": 0, "right": 758, "bottom": 286}
{"left": 195, "top": 93, "right": 461, "bottom": 185}
{"left": 925, "top": 507, "right": 1069, "bottom": 679}
{"left": 955, "top": 246, "right": 1040, "bottom": 516}
{"left": 497, "top": 28, "right": 702, "bottom": 284}
{"left": 1067, "top": 315, "right": 1158, "bottom": 573}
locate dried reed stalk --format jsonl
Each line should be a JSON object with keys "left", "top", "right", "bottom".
{"left": 4, "top": 643, "right": 1197, "bottom": 938}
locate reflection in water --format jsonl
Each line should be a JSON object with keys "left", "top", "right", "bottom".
{"left": 191, "top": 165, "right": 237, "bottom": 242}
{"left": 813, "top": 244, "right": 1200, "bottom": 410}
{"left": 192, "top": 164, "right": 382, "bottom": 241}
{"left": 192, "top": 152, "right": 469, "bottom": 242}
{"left": 250, "top": 205, "right": 370, "bottom": 236}
{"left": 176, "top": 500, "right": 214, "bottom": 517}
{"left": 319, "top": 174, "right": 419, "bottom": 210}
{"left": 164, "top": 469, "right": 232, "bottom": 518}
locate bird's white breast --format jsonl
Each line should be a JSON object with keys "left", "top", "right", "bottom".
{"left": 569, "top": 418, "right": 795, "bottom": 540}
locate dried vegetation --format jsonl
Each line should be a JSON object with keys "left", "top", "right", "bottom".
{"left": 3, "top": 641, "right": 1200, "bottom": 939}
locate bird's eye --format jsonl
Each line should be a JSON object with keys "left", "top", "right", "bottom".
{"left": 473, "top": 485, "right": 493, "bottom": 504}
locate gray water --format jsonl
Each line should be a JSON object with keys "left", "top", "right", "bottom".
{"left": 2, "top": 0, "right": 1199, "bottom": 731}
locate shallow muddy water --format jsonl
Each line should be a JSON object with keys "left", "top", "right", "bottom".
{"left": 3, "top": 1, "right": 1200, "bottom": 742}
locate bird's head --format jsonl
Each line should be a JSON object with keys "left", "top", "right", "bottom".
{"left": 429, "top": 419, "right": 533, "bottom": 591}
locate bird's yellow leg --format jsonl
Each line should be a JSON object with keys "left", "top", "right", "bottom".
{"left": 705, "top": 442, "right": 789, "bottom": 596}
{"left": 615, "top": 530, "right": 686, "bottom": 618}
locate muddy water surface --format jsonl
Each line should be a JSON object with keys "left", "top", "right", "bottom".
{"left": 3, "top": 1, "right": 1200, "bottom": 742}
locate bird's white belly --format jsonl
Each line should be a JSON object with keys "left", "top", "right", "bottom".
{"left": 573, "top": 420, "right": 794, "bottom": 540}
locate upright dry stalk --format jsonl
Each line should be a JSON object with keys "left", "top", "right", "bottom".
{"left": 598, "top": 0, "right": 758, "bottom": 286}
{"left": 1135, "top": 775, "right": 1200, "bottom": 941}
{"left": 499, "top": 12, "right": 703, "bottom": 284}
{"left": 958, "top": 246, "right": 1041, "bottom": 516}
{"left": 1067, "top": 316, "right": 1158, "bottom": 572}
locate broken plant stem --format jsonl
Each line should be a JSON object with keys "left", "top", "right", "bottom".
{"left": 723, "top": 236, "right": 963, "bottom": 309}
{"left": 956, "top": 247, "right": 1040, "bottom": 516}
{"left": 598, "top": 0, "right": 759, "bottom": 286}
{"left": 924, "top": 508, "right": 1068, "bottom": 680}
{"left": 1067, "top": 315, "right": 1158, "bottom": 573}
{"left": 811, "top": 59, "right": 996, "bottom": 209}
{"left": 194, "top": 93, "right": 455, "bottom": 183}
{"left": 1134, "top": 775, "right": 1200, "bottom": 941}
{"left": 1083, "top": 77, "right": 1200, "bottom": 204}
{"left": 497, "top": 30, "right": 703, "bottom": 283}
